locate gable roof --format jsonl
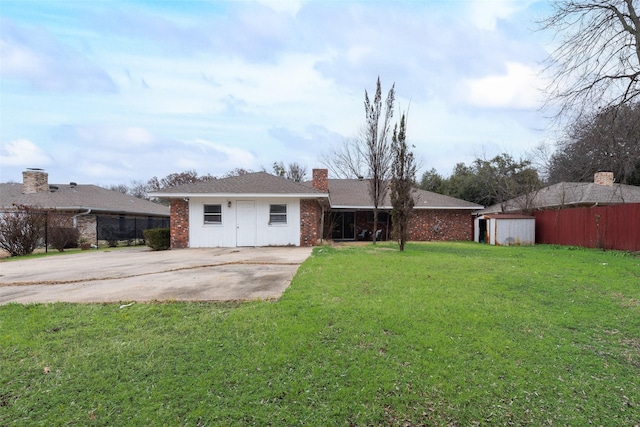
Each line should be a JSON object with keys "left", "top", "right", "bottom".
{"left": 481, "top": 181, "right": 640, "bottom": 214}
{"left": 304, "top": 178, "right": 483, "bottom": 210}
{"left": 149, "top": 172, "right": 328, "bottom": 198}
{"left": 0, "top": 183, "right": 170, "bottom": 216}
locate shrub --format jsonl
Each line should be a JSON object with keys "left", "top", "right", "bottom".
{"left": 48, "top": 226, "right": 80, "bottom": 252}
{"left": 143, "top": 228, "right": 170, "bottom": 251}
{"left": 0, "top": 205, "right": 46, "bottom": 257}
{"left": 47, "top": 214, "right": 80, "bottom": 252}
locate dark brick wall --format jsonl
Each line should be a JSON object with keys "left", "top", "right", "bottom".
{"left": 170, "top": 199, "right": 189, "bottom": 248}
{"left": 408, "top": 210, "right": 473, "bottom": 241}
{"left": 300, "top": 199, "right": 322, "bottom": 246}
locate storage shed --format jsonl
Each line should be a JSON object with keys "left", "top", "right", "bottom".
{"left": 474, "top": 214, "right": 535, "bottom": 246}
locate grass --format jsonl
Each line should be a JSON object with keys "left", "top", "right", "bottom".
{"left": 1, "top": 242, "right": 638, "bottom": 426}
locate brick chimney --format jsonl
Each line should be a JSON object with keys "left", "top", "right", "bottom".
{"left": 22, "top": 168, "right": 49, "bottom": 194}
{"left": 311, "top": 168, "right": 328, "bottom": 192}
{"left": 594, "top": 171, "right": 614, "bottom": 186}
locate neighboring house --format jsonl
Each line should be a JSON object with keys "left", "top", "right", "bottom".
{"left": 150, "top": 169, "right": 482, "bottom": 248}
{"left": 481, "top": 172, "right": 640, "bottom": 214}
{"left": 479, "top": 172, "right": 640, "bottom": 251}
{"left": 0, "top": 169, "right": 170, "bottom": 245}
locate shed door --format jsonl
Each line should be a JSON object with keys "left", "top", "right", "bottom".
{"left": 236, "top": 200, "right": 256, "bottom": 247}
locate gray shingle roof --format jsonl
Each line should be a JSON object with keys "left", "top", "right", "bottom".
{"left": 304, "top": 179, "right": 483, "bottom": 210}
{"left": 150, "top": 172, "right": 328, "bottom": 196}
{"left": 481, "top": 182, "right": 640, "bottom": 214}
{"left": 0, "top": 183, "right": 169, "bottom": 216}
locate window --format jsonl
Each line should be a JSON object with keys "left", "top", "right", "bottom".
{"left": 269, "top": 204, "right": 287, "bottom": 224}
{"left": 204, "top": 204, "right": 222, "bottom": 224}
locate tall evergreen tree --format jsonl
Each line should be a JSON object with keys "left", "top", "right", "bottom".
{"left": 390, "top": 114, "right": 416, "bottom": 251}
{"left": 364, "top": 77, "right": 395, "bottom": 244}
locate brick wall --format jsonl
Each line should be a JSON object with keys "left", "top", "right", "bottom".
{"left": 300, "top": 199, "right": 322, "bottom": 246}
{"left": 408, "top": 210, "right": 473, "bottom": 241}
{"left": 170, "top": 199, "right": 189, "bottom": 248}
{"left": 75, "top": 215, "right": 97, "bottom": 243}
{"left": 22, "top": 170, "right": 49, "bottom": 194}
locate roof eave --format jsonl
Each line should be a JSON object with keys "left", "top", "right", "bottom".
{"left": 52, "top": 206, "right": 169, "bottom": 216}
{"left": 149, "top": 192, "right": 329, "bottom": 199}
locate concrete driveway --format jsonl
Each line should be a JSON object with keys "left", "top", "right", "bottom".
{"left": 0, "top": 247, "right": 312, "bottom": 304}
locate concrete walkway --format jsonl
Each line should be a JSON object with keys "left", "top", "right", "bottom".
{"left": 0, "top": 246, "right": 312, "bottom": 304}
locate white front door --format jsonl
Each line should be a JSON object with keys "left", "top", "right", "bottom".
{"left": 236, "top": 200, "right": 256, "bottom": 246}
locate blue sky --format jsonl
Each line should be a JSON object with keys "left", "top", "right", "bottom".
{"left": 1, "top": 0, "right": 556, "bottom": 186}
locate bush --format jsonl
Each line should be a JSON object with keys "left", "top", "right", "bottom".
{"left": 143, "top": 228, "right": 170, "bottom": 251}
{"left": 48, "top": 226, "right": 80, "bottom": 251}
{"left": 0, "top": 205, "right": 46, "bottom": 257}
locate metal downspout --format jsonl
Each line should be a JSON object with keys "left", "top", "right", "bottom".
{"left": 73, "top": 209, "right": 92, "bottom": 247}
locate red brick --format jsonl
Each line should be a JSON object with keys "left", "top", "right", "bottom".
{"left": 170, "top": 199, "right": 189, "bottom": 248}
{"left": 408, "top": 210, "right": 473, "bottom": 241}
{"left": 311, "top": 169, "right": 328, "bottom": 192}
{"left": 300, "top": 200, "right": 323, "bottom": 246}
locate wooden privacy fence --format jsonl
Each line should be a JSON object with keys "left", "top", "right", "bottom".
{"left": 534, "top": 203, "right": 640, "bottom": 251}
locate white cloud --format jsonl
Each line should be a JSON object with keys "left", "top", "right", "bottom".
{"left": 0, "top": 18, "right": 116, "bottom": 92}
{"left": 0, "top": 1, "right": 553, "bottom": 185}
{"left": 0, "top": 139, "right": 52, "bottom": 167}
{"left": 191, "top": 139, "right": 257, "bottom": 169}
{"left": 463, "top": 62, "right": 542, "bottom": 109}
{"left": 256, "top": 0, "right": 304, "bottom": 15}
{"left": 467, "top": 0, "right": 534, "bottom": 31}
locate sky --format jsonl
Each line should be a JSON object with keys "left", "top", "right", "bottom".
{"left": 0, "top": 0, "right": 558, "bottom": 186}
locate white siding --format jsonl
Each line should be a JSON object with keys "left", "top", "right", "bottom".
{"left": 188, "top": 197, "right": 301, "bottom": 247}
{"left": 475, "top": 216, "right": 535, "bottom": 246}
{"left": 492, "top": 218, "right": 535, "bottom": 246}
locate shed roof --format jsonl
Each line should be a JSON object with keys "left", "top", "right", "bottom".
{"left": 0, "top": 183, "right": 170, "bottom": 216}
{"left": 481, "top": 214, "right": 535, "bottom": 220}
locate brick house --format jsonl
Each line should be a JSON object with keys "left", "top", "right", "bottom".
{"left": 150, "top": 169, "right": 482, "bottom": 248}
{"left": 0, "top": 169, "right": 170, "bottom": 246}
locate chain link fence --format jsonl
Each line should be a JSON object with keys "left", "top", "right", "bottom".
{"left": 97, "top": 215, "right": 169, "bottom": 246}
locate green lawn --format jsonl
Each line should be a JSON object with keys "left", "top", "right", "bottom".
{"left": 1, "top": 243, "right": 638, "bottom": 426}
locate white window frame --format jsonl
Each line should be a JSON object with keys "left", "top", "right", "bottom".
{"left": 269, "top": 204, "right": 287, "bottom": 225}
{"left": 203, "top": 204, "right": 222, "bottom": 225}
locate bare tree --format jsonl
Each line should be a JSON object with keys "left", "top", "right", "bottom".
{"left": 47, "top": 213, "right": 79, "bottom": 252}
{"left": 222, "top": 168, "right": 253, "bottom": 178}
{"left": 541, "top": 0, "right": 640, "bottom": 122}
{"left": 364, "top": 77, "right": 396, "bottom": 244}
{"left": 273, "top": 161, "right": 308, "bottom": 182}
{"left": 148, "top": 170, "right": 216, "bottom": 192}
{"left": 390, "top": 113, "right": 416, "bottom": 251}
{"left": 286, "top": 162, "right": 308, "bottom": 183}
{"left": 548, "top": 103, "right": 640, "bottom": 184}
{"left": 0, "top": 205, "right": 46, "bottom": 257}
{"left": 320, "top": 137, "right": 367, "bottom": 179}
